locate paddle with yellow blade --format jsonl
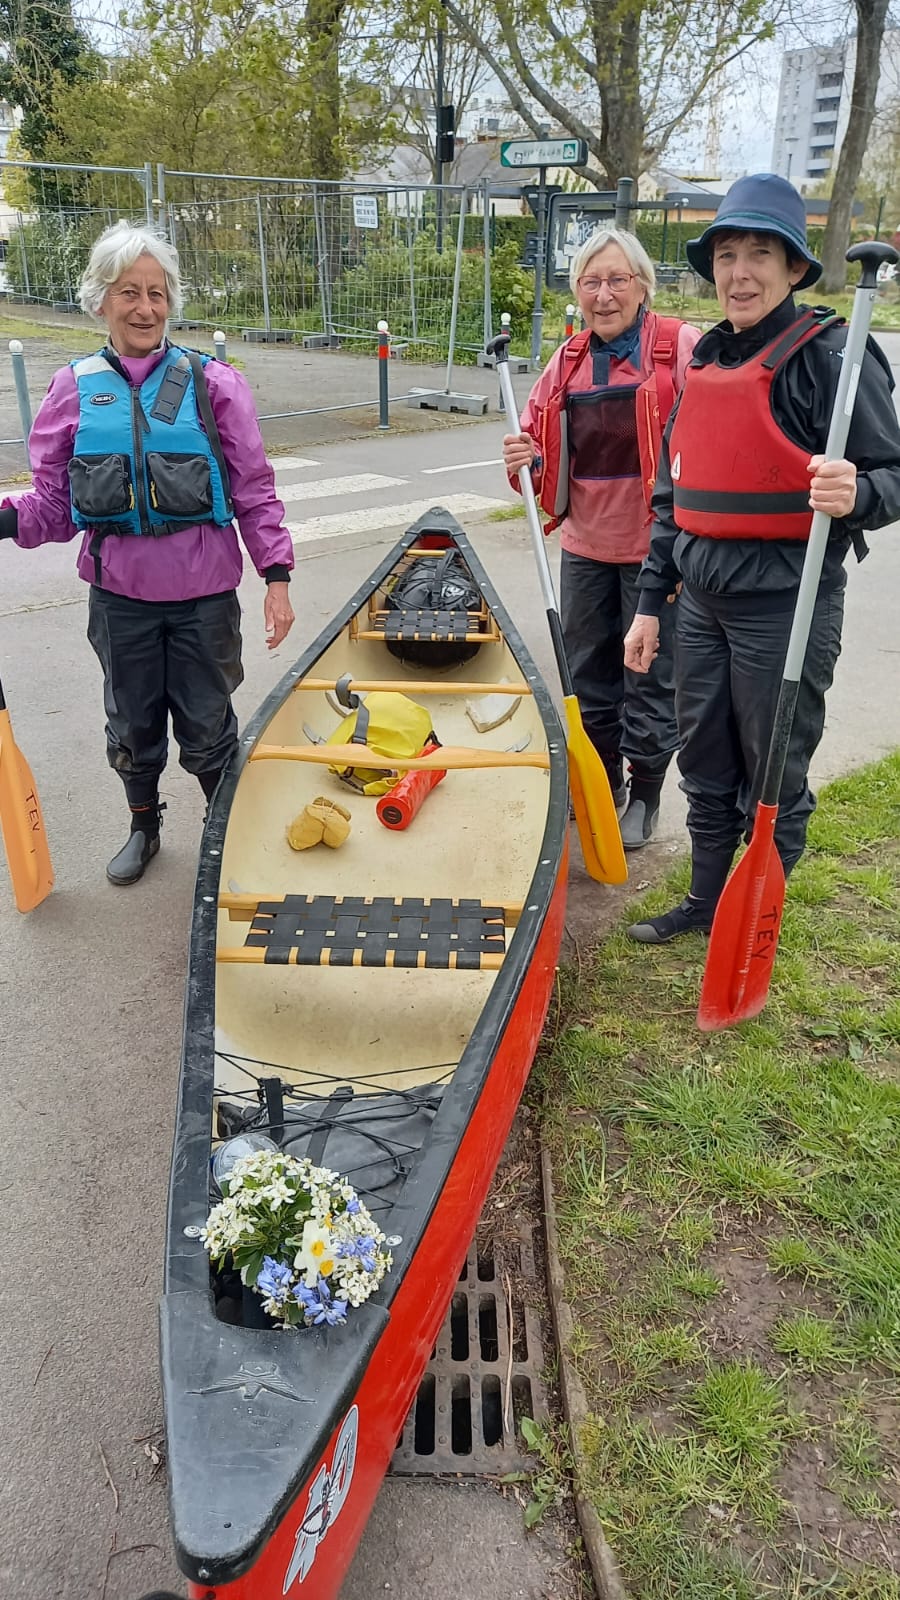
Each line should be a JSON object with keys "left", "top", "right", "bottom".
{"left": 487, "top": 326, "right": 627, "bottom": 885}
{"left": 0, "top": 670, "right": 54, "bottom": 912}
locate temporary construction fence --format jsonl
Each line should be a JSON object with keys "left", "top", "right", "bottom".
{"left": 0, "top": 159, "right": 536, "bottom": 363}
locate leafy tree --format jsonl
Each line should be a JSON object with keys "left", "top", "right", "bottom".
{"left": 0, "top": 0, "right": 98, "bottom": 156}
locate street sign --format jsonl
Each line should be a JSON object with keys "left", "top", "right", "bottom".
{"left": 500, "top": 138, "right": 588, "bottom": 169}
{"left": 545, "top": 192, "right": 619, "bottom": 290}
{"left": 352, "top": 195, "right": 379, "bottom": 229}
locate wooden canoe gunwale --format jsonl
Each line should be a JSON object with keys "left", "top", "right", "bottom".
{"left": 162, "top": 509, "right": 569, "bottom": 1591}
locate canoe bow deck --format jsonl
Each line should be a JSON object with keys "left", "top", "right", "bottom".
{"left": 161, "top": 509, "right": 569, "bottom": 1598}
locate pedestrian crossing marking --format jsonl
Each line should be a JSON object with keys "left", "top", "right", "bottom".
{"left": 271, "top": 455, "right": 321, "bottom": 470}
{"left": 286, "top": 492, "right": 508, "bottom": 545}
{"left": 279, "top": 473, "right": 406, "bottom": 504}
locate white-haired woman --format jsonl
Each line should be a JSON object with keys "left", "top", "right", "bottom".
{"left": 0, "top": 221, "right": 295, "bottom": 886}
{"left": 502, "top": 228, "right": 700, "bottom": 848}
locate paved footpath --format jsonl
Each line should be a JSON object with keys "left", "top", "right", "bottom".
{"left": 1, "top": 356, "right": 900, "bottom": 1600}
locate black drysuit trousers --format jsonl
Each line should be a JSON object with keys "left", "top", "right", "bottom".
{"left": 675, "top": 579, "right": 845, "bottom": 874}
{"left": 87, "top": 586, "right": 244, "bottom": 807}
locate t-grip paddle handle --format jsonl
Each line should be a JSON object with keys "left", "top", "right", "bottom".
{"left": 485, "top": 313, "right": 512, "bottom": 365}
{"left": 759, "top": 237, "right": 899, "bottom": 810}
{"left": 490, "top": 321, "right": 563, "bottom": 637}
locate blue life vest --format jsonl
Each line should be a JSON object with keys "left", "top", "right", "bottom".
{"left": 68, "top": 345, "right": 235, "bottom": 542}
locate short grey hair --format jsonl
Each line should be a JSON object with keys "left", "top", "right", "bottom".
{"left": 78, "top": 221, "right": 184, "bottom": 320}
{"left": 569, "top": 227, "right": 656, "bottom": 303}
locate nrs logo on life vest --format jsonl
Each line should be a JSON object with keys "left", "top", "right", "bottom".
{"left": 283, "top": 1405, "right": 358, "bottom": 1591}
{"left": 670, "top": 451, "right": 682, "bottom": 481}
{"left": 89, "top": 393, "right": 118, "bottom": 405}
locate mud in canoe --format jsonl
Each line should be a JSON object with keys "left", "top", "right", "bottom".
{"left": 160, "top": 507, "right": 569, "bottom": 1598}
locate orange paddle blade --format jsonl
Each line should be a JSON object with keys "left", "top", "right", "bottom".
{"left": 0, "top": 707, "right": 54, "bottom": 913}
{"left": 696, "top": 803, "right": 785, "bottom": 1031}
{"left": 564, "top": 695, "right": 627, "bottom": 885}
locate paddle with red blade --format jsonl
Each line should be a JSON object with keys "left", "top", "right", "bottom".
{"left": 697, "top": 239, "right": 898, "bottom": 1032}
{"left": 0, "top": 669, "right": 54, "bottom": 912}
{"left": 488, "top": 324, "right": 627, "bottom": 886}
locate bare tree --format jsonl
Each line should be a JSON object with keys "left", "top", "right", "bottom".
{"left": 821, "top": 0, "right": 891, "bottom": 287}
{"left": 439, "top": 0, "right": 789, "bottom": 187}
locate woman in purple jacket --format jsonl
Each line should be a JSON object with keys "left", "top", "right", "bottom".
{"left": 0, "top": 221, "right": 295, "bottom": 886}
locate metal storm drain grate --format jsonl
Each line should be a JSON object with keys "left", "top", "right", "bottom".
{"left": 391, "top": 1223, "right": 548, "bottom": 1476}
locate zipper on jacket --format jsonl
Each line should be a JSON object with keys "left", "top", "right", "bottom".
{"left": 131, "top": 390, "right": 152, "bottom": 535}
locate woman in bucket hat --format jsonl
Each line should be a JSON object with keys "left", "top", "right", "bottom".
{"left": 502, "top": 229, "right": 701, "bottom": 850}
{"left": 623, "top": 172, "right": 900, "bottom": 942}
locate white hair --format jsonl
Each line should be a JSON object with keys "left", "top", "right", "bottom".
{"left": 78, "top": 221, "right": 184, "bottom": 320}
{"left": 569, "top": 227, "right": 656, "bottom": 303}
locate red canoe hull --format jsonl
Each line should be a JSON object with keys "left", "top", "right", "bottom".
{"left": 186, "top": 843, "right": 567, "bottom": 1600}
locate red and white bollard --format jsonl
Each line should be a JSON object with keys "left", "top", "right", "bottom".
{"left": 377, "top": 319, "right": 390, "bottom": 430}
{"left": 565, "top": 304, "right": 576, "bottom": 340}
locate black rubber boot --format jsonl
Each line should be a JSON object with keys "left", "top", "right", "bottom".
{"left": 626, "top": 894, "right": 717, "bottom": 944}
{"left": 197, "top": 768, "right": 223, "bottom": 803}
{"left": 619, "top": 775, "right": 664, "bottom": 851}
{"left": 601, "top": 753, "right": 628, "bottom": 811}
{"left": 107, "top": 802, "right": 165, "bottom": 887}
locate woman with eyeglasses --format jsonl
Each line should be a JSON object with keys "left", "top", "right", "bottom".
{"left": 502, "top": 229, "right": 700, "bottom": 849}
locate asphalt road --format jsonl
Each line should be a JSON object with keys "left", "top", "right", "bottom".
{"left": 2, "top": 376, "right": 900, "bottom": 1600}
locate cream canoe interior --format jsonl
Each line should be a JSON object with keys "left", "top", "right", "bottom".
{"left": 213, "top": 547, "right": 555, "bottom": 1108}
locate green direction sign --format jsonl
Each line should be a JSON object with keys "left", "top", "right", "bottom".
{"left": 499, "top": 138, "right": 588, "bottom": 169}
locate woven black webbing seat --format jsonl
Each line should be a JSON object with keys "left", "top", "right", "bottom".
{"left": 381, "top": 607, "right": 480, "bottom": 643}
{"left": 217, "top": 894, "right": 512, "bottom": 970}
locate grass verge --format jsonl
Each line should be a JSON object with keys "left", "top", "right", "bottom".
{"left": 537, "top": 752, "right": 900, "bottom": 1599}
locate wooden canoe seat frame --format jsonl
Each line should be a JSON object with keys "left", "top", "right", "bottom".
{"left": 350, "top": 547, "right": 501, "bottom": 647}
{"left": 216, "top": 893, "right": 523, "bottom": 972}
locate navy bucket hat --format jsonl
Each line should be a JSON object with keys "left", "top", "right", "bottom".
{"left": 686, "top": 173, "right": 822, "bottom": 290}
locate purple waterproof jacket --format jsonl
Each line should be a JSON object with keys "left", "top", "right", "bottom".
{"left": 1, "top": 344, "right": 294, "bottom": 601}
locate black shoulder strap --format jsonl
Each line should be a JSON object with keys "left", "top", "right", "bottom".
{"left": 184, "top": 349, "right": 234, "bottom": 513}
{"left": 761, "top": 308, "right": 842, "bottom": 371}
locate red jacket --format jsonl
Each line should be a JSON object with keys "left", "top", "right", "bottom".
{"left": 512, "top": 311, "right": 700, "bottom": 564}
{"left": 669, "top": 308, "right": 842, "bottom": 540}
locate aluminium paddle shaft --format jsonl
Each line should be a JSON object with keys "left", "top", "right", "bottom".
{"left": 487, "top": 321, "right": 576, "bottom": 694}
{"left": 759, "top": 240, "right": 898, "bottom": 810}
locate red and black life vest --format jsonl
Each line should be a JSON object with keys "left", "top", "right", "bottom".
{"left": 668, "top": 307, "right": 843, "bottom": 540}
{"left": 536, "top": 317, "right": 683, "bottom": 532}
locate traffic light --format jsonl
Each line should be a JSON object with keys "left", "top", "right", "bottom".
{"left": 437, "top": 104, "right": 455, "bottom": 167}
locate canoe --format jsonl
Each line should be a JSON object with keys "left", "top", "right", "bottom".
{"left": 160, "top": 506, "right": 569, "bottom": 1599}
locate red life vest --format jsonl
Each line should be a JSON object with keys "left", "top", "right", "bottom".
{"left": 668, "top": 307, "right": 843, "bottom": 541}
{"left": 536, "top": 317, "right": 683, "bottom": 533}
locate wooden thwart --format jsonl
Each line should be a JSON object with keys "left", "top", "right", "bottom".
{"left": 292, "top": 678, "right": 532, "bottom": 698}
{"left": 248, "top": 742, "right": 550, "bottom": 771}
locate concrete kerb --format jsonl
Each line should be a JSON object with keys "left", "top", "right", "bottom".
{"left": 540, "top": 1143, "right": 630, "bottom": 1600}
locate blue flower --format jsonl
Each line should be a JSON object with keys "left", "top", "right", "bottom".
{"left": 256, "top": 1256, "right": 293, "bottom": 1305}
{"left": 294, "top": 1276, "right": 348, "bottom": 1326}
{"left": 336, "top": 1234, "right": 378, "bottom": 1272}
{"left": 345, "top": 1196, "right": 361, "bottom": 1215}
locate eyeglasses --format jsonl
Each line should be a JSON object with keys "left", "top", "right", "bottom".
{"left": 577, "top": 273, "right": 636, "bottom": 294}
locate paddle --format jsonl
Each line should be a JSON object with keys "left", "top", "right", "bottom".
{"left": 0, "top": 670, "right": 54, "bottom": 912}
{"left": 487, "top": 327, "right": 627, "bottom": 886}
{"left": 696, "top": 239, "right": 898, "bottom": 1033}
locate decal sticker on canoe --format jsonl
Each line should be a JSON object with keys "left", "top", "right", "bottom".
{"left": 283, "top": 1405, "right": 358, "bottom": 1591}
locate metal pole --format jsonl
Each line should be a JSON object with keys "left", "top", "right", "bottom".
{"left": 256, "top": 194, "right": 272, "bottom": 333}
{"left": 660, "top": 209, "right": 668, "bottom": 263}
{"left": 9, "top": 340, "right": 33, "bottom": 466}
{"left": 143, "top": 162, "right": 154, "bottom": 227}
{"left": 214, "top": 329, "right": 227, "bottom": 362}
{"left": 156, "top": 164, "right": 167, "bottom": 235}
{"left": 875, "top": 194, "right": 885, "bottom": 239}
{"left": 531, "top": 167, "right": 547, "bottom": 368}
{"left": 482, "top": 179, "right": 493, "bottom": 350}
{"left": 16, "top": 213, "right": 30, "bottom": 298}
{"left": 614, "top": 176, "right": 634, "bottom": 229}
{"left": 444, "top": 188, "right": 467, "bottom": 392}
{"left": 312, "top": 186, "right": 334, "bottom": 341}
{"left": 435, "top": 18, "right": 445, "bottom": 254}
{"left": 406, "top": 190, "right": 418, "bottom": 341}
{"left": 377, "top": 320, "right": 390, "bottom": 429}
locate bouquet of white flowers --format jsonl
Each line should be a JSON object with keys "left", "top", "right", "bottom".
{"left": 202, "top": 1147, "right": 391, "bottom": 1327}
